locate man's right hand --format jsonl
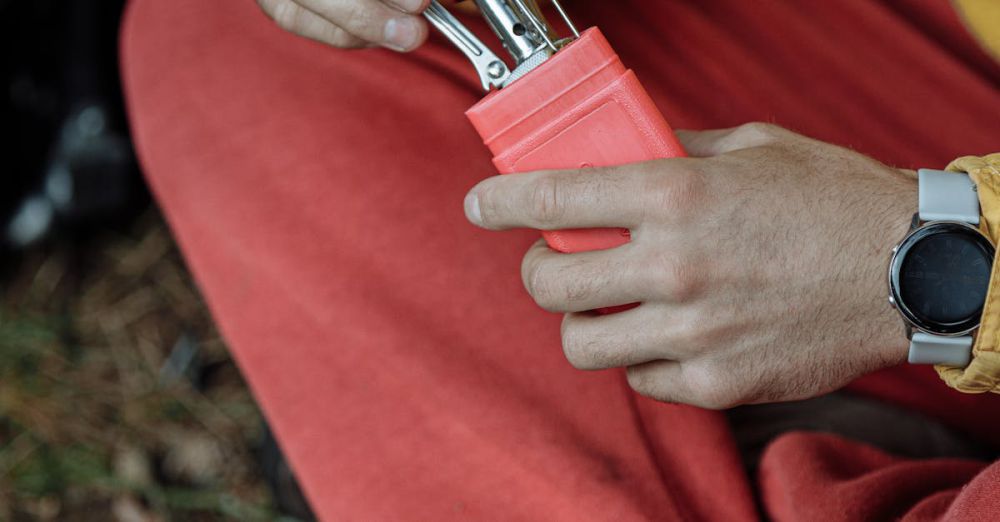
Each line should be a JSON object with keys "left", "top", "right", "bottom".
{"left": 257, "top": 0, "right": 434, "bottom": 51}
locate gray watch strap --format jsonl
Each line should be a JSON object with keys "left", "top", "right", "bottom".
{"left": 908, "top": 169, "right": 980, "bottom": 366}
{"left": 918, "top": 169, "right": 980, "bottom": 225}
{"left": 908, "top": 332, "right": 973, "bottom": 367}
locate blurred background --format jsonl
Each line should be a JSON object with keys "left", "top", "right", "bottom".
{"left": 0, "top": 1, "right": 312, "bottom": 520}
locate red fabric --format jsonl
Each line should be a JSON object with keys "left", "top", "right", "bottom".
{"left": 760, "top": 433, "right": 992, "bottom": 521}
{"left": 120, "top": 0, "right": 1000, "bottom": 520}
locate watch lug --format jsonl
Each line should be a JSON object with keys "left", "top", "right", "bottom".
{"left": 909, "top": 213, "right": 921, "bottom": 232}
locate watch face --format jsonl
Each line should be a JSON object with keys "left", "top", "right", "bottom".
{"left": 891, "top": 222, "right": 995, "bottom": 335}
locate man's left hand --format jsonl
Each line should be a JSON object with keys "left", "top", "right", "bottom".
{"left": 463, "top": 123, "right": 916, "bottom": 409}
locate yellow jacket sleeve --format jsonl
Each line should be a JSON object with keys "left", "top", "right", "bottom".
{"left": 953, "top": 0, "right": 1000, "bottom": 60}
{"left": 936, "top": 154, "right": 1000, "bottom": 392}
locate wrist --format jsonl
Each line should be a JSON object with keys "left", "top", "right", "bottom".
{"left": 873, "top": 169, "right": 919, "bottom": 366}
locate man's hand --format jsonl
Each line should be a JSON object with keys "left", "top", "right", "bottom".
{"left": 257, "top": 0, "right": 434, "bottom": 51}
{"left": 463, "top": 123, "right": 917, "bottom": 409}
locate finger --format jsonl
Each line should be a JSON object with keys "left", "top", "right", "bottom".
{"left": 384, "top": 0, "right": 431, "bottom": 12}
{"left": 675, "top": 122, "right": 789, "bottom": 157}
{"left": 453, "top": 1, "right": 480, "bottom": 13}
{"left": 625, "top": 360, "right": 686, "bottom": 403}
{"left": 628, "top": 359, "right": 743, "bottom": 409}
{"left": 560, "top": 303, "right": 682, "bottom": 370}
{"left": 521, "top": 239, "right": 652, "bottom": 313}
{"left": 295, "top": 0, "right": 429, "bottom": 51}
{"left": 259, "top": 0, "right": 371, "bottom": 48}
{"left": 466, "top": 161, "right": 694, "bottom": 231}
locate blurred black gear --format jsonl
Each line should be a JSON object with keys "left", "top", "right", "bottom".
{"left": 1, "top": 0, "right": 145, "bottom": 250}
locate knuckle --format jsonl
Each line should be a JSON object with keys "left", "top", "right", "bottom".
{"left": 626, "top": 365, "right": 673, "bottom": 402}
{"left": 530, "top": 176, "right": 567, "bottom": 227}
{"left": 522, "top": 258, "right": 559, "bottom": 311}
{"left": 665, "top": 311, "right": 709, "bottom": 354}
{"left": 645, "top": 165, "right": 706, "bottom": 219}
{"left": 697, "top": 391, "right": 739, "bottom": 410}
{"left": 340, "top": 2, "right": 392, "bottom": 42}
{"left": 626, "top": 366, "right": 654, "bottom": 396}
{"left": 328, "top": 26, "right": 361, "bottom": 47}
{"left": 682, "top": 363, "right": 741, "bottom": 410}
{"left": 320, "top": 0, "right": 383, "bottom": 41}
{"left": 341, "top": 1, "right": 373, "bottom": 29}
{"left": 649, "top": 254, "right": 703, "bottom": 302}
{"left": 561, "top": 329, "right": 600, "bottom": 370}
{"left": 475, "top": 185, "right": 500, "bottom": 228}
{"left": 732, "top": 122, "right": 788, "bottom": 146}
{"left": 270, "top": 0, "right": 304, "bottom": 32}
{"left": 738, "top": 121, "right": 778, "bottom": 138}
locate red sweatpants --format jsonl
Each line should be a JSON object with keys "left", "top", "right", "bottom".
{"left": 121, "top": 0, "right": 1000, "bottom": 520}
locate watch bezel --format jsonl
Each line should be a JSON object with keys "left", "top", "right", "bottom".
{"left": 888, "top": 220, "right": 995, "bottom": 336}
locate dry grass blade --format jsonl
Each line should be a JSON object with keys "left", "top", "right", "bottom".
{"left": 0, "top": 209, "right": 291, "bottom": 521}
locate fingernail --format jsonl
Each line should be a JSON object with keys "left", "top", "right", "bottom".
{"left": 464, "top": 192, "right": 482, "bottom": 226}
{"left": 384, "top": 17, "right": 419, "bottom": 51}
{"left": 390, "top": 0, "right": 424, "bottom": 12}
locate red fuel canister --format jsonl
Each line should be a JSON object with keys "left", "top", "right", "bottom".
{"left": 466, "top": 27, "right": 686, "bottom": 253}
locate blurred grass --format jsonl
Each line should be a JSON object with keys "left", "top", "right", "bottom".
{"left": 0, "top": 210, "right": 293, "bottom": 521}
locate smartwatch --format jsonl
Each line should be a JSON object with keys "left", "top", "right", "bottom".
{"left": 888, "top": 169, "right": 995, "bottom": 366}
